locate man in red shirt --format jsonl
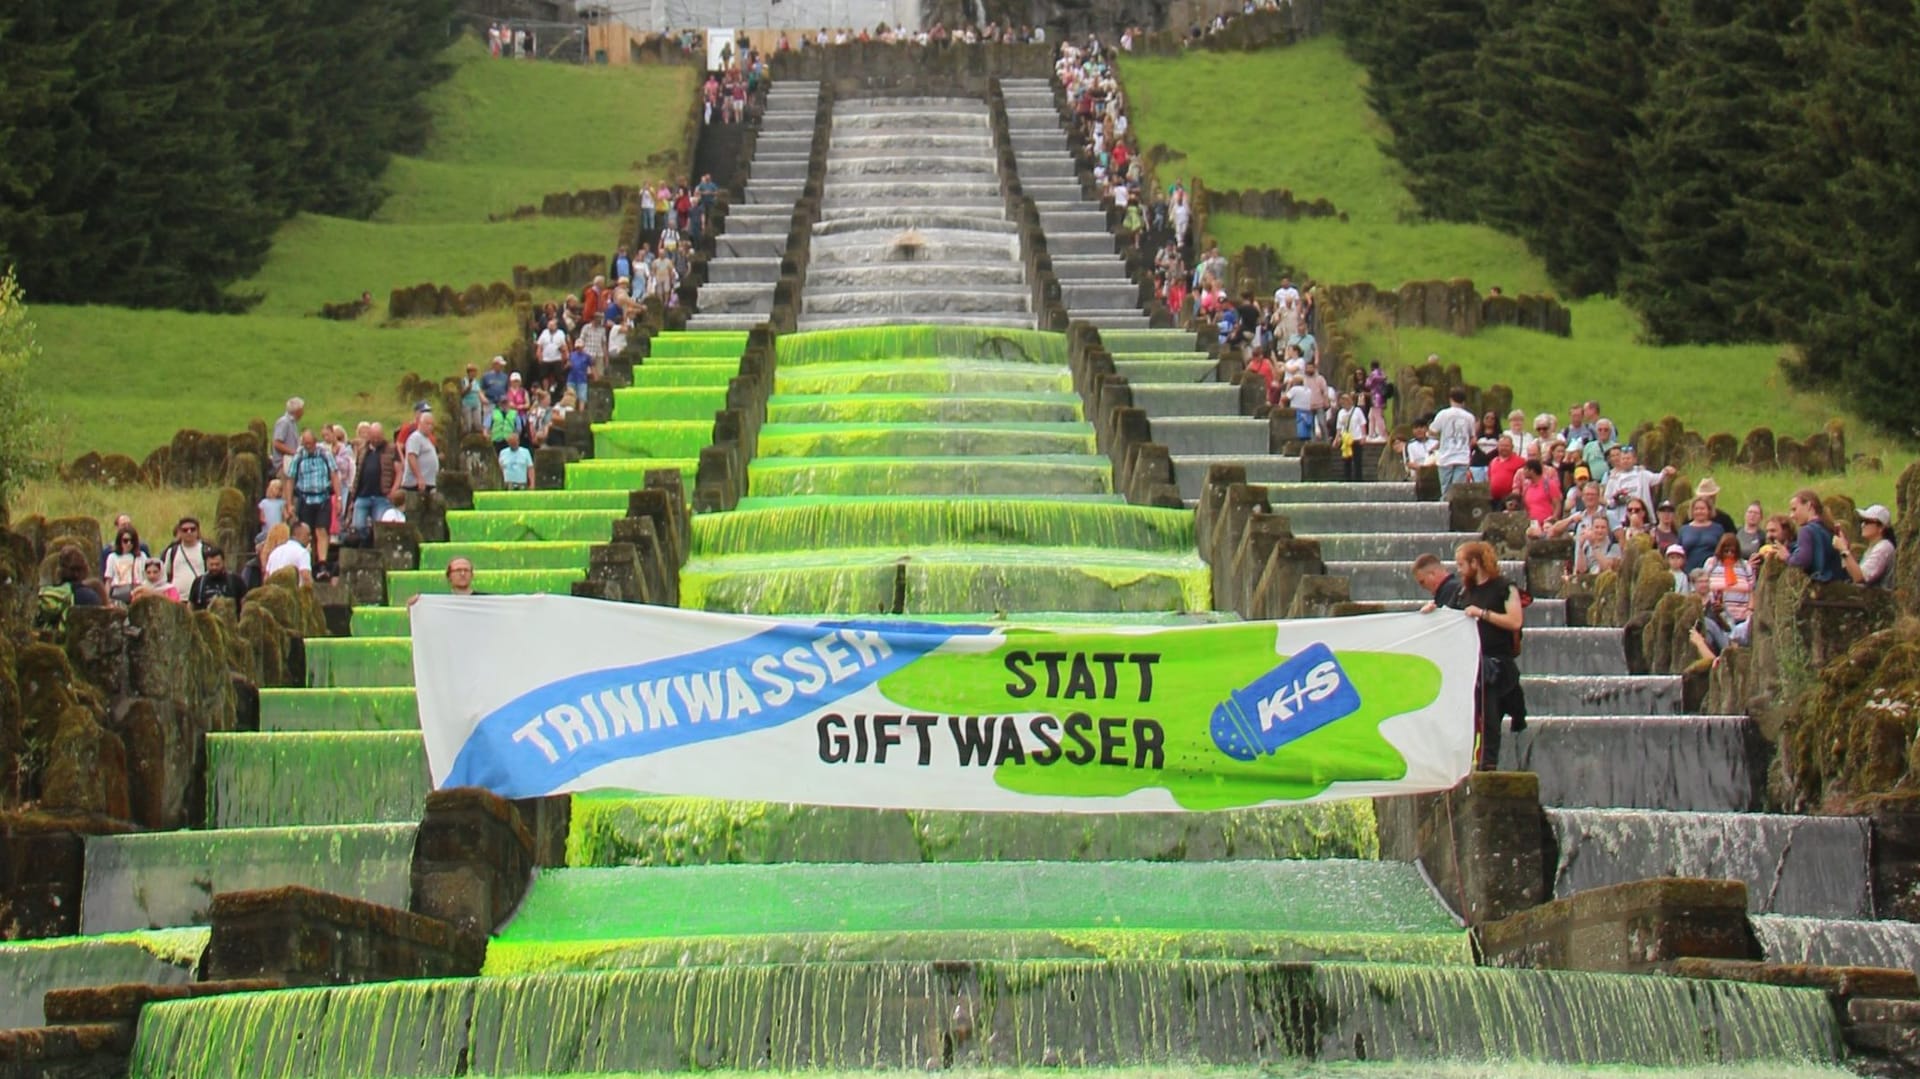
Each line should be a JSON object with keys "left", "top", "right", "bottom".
{"left": 581, "top": 275, "right": 607, "bottom": 322}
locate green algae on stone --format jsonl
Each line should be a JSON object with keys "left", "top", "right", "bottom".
{"left": 0, "top": 928, "right": 208, "bottom": 1029}
{"left": 565, "top": 795, "right": 1378, "bottom": 867}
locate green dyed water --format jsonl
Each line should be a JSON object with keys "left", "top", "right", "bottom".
{"left": 734, "top": 493, "right": 1127, "bottom": 509}
{"left": 123, "top": 961, "right": 1841, "bottom": 1077}
{"left": 421, "top": 541, "right": 595, "bottom": 571}
{"left": 446, "top": 509, "right": 620, "bottom": 543}
{"left": 561, "top": 458, "right": 699, "bottom": 490}
{"left": 303, "top": 637, "right": 412, "bottom": 688}
{"left": 755, "top": 422, "right": 1096, "bottom": 459}
{"left": 587, "top": 421, "right": 718, "bottom": 459}
{"left": 207, "top": 732, "right": 427, "bottom": 827}
{"left": 609, "top": 387, "right": 728, "bottom": 422}
{"left": 690, "top": 500, "right": 1194, "bottom": 556}
{"left": 387, "top": 567, "right": 582, "bottom": 602}
{"left": 472, "top": 490, "right": 634, "bottom": 512}
{"left": 484, "top": 927, "right": 1471, "bottom": 975}
{"left": 0, "top": 928, "right": 207, "bottom": 1029}
{"left": 258, "top": 686, "right": 416, "bottom": 732}
{"left": 774, "top": 358, "right": 1072, "bottom": 396}
{"left": 628, "top": 361, "right": 741, "bottom": 388}
{"left": 680, "top": 546, "right": 1209, "bottom": 615}
{"left": 348, "top": 607, "right": 410, "bottom": 638}
{"left": 765, "top": 392, "right": 1082, "bottom": 425}
{"left": 565, "top": 794, "right": 1379, "bottom": 868}
{"left": 774, "top": 325, "right": 1068, "bottom": 367}
{"left": 81, "top": 824, "right": 417, "bottom": 933}
{"left": 644, "top": 330, "right": 748, "bottom": 359}
{"left": 746, "top": 455, "right": 1113, "bottom": 497}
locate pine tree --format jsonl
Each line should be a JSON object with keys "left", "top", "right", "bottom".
{"left": 1618, "top": 0, "right": 1801, "bottom": 343}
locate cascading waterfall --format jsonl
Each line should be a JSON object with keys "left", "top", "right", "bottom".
{"left": 205, "top": 731, "right": 427, "bottom": 828}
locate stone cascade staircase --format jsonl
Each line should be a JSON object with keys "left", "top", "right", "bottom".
{"left": 798, "top": 96, "right": 1032, "bottom": 330}
{"left": 999, "top": 77, "right": 1150, "bottom": 330}
{"left": 1101, "top": 329, "right": 1285, "bottom": 498}
{"left": 687, "top": 81, "right": 819, "bottom": 331}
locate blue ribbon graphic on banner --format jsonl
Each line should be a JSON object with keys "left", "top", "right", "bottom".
{"left": 444, "top": 620, "right": 977, "bottom": 797}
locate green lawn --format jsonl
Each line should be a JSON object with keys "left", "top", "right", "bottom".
{"left": 30, "top": 37, "right": 692, "bottom": 465}
{"left": 1121, "top": 34, "right": 1911, "bottom": 512}
{"left": 239, "top": 214, "right": 617, "bottom": 317}
{"left": 29, "top": 305, "right": 506, "bottom": 459}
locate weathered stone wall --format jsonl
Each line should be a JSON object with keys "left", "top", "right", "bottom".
{"left": 1626, "top": 415, "right": 1855, "bottom": 477}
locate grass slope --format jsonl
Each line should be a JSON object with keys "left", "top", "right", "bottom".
{"left": 28, "top": 40, "right": 691, "bottom": 461}
{"left": 1121, "top": 36, "right": 1907, "bottom": 511}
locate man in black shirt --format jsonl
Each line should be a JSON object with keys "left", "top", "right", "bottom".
{"left": 189, "top": 547, "right": 248, "bottom": 611}
{"left": 1412, "top": 553, "right": 1461, "bottom": 609}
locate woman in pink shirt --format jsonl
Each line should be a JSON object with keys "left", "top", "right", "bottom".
{"left": 1519, "top": 460, "right": 1562, "bottom": 534}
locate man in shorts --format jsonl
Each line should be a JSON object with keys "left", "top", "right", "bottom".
{"left": 287, "top": 429, "right": 339, "bottom": 579}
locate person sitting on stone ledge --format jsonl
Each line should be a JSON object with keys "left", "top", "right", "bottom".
{"left": 189, "top": 547, "right": 247, "bottom": 611}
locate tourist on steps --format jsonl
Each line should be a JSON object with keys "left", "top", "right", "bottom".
{"left": 1433, "top": 541, "right": 1527, "bottom": 770}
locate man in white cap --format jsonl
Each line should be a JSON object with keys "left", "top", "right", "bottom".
{"left": 1838, "top": 505, "right": 1896, "bottom": 589}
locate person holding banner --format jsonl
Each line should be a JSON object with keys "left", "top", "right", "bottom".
{"left": 1442, "top": 541, "right": 1526, "bottom": 770}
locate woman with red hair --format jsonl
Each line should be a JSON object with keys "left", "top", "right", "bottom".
{"left": 1448, "top": 540, "right": 1527, "bottom": 770}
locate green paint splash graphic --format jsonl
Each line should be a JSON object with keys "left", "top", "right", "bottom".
{"left": 878, "top": 624, "right": 1442, "bottom": 810}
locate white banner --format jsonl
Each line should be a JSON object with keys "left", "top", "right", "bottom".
{"left": 412, "top": 596, "right": 1478, "bottom": 812}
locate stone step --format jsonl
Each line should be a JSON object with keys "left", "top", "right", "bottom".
{"left": 79, "top": 825, "right": 418, "bottom": 933}
{"left": 1014, "top": 156, "right": 1078, "bottom": 178}
{"left": 1080, "top": 313, "right": 1152, "bottom": 329}
{"left": 703, "top": 258, "right": 780, "bottom": 284}
{"left": 801, "top": 286, "right": 1030, "bottom": 317}
{"left": 1041, "top": 209, "right": 1112, "bottom": 231}
{"left": 741, "top": 183, "right": 802, "bottom": 204}
{"left": 1503, "top": 715, "right": 1763, "bottom": 812}
{"left": 1104, "top": 329, "right": 1210, "bottom": 353}
{"left": 716, "top": 212, "right": 794, "bottom": 235}
{"left": 1061, "top": 281, "right": 1143, "bottom": 309}
{"left": 686, "top": 313, "right": 770, "bottom": 331}
{"left": 1116, "top": 358, "right": 1219, "bottom": 383}
{"left": 794, "top": 312, "right": 1036, "bottom": 331}
{"left": 1051, "top": 233, "right": 1118, "bottom": 256}
{"left": 750, "top": 158, "right": 810, "bottom": 180}
{"left": 1752, "top": 915, "right": 1920, "bottom": 977}
{"left": 1265, "top": 481, "right": 1415, "bottom": 504}
{"left": 1518, "top": 627, "right": 1631, "bottom": 676}
{"left": 829, "top": 133, "right": 994, "bottom": 152}
{"left": 694, "top": 285, "right": 773, "bottom": 315}
{"left": 813, "top": 209, "right": 1017, "bottom": 235}
{"left": 1170, "top": 454, "right": 1301, "bottom": 498}
{"left": 1130, "top": 383, "right": 1245, "bottom": 419}
{"left": 1146, "top": 416, "right": 1269, "bottom": 457}
{"left": 1261, "top": 501, "right": 1452, "bottom": 534}
{"left": 823, "top": 181, "right": 1005, "bottom": 203}
{"left": 808, "top": 262, "right": 1027, "bottom": 290}
{"left": 1309, "top": 532, "right": 1481, "bottom": 562}
{"left": 1546, "top": 808, "right": 1872, "bottom": 918}
{"left": 1523, "top": 674, "right": 1685, "bottom": 716}
{"left": 1053, "top": 258, "right": 1132, "bottom": 281}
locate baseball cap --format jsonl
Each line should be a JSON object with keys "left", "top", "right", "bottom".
{"left": 509, "top": 372, "right": 522, "bottom": 381}
{"left": 1657, "top": 500, "right": 1674, "bottom": 511}
{"left": 1664, "top": 544, "right": 1685, "bottom": 557}
{"left": 1862, "top": 504, "right": 1893, "bottom": 526}
{"left": 413, "top": 401, "right": 432, "bottom": 413}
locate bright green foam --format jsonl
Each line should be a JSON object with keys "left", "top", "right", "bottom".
{"left": 774, "top": 358, "right": 1073, "bottom": 396}
{"left": 561, "top": 458, "right": 698, "bottom": 490}
{"left": 566, "top": 794, "right": 1378, "bottom": 867}
{"left": 349, "top": 607, "right": 410, "bottom": 638}
{"left": 746, "top": 454, "right": 1113, "bottom": 497}
{"left": 690, "top": 499, "right": 1195, "bottom": 557}
{"left": 206, "top": 732, "right": 427, "bottom": 828}
{"left": 81, "top": 824, "right": 417, "bottom": 933}
{"left": 473, "top": 490, "right": 633, "bottom": 512}
{"left": 775, "top": 325, "right": 1069, "bottom": 367}
{"left": 387, "top": 567, "right": 581, "bottom": 602}
{"left": 765, "top": 392, "right": 1082, "bottom": 425}
{"left": 304, "top": 637, "right": 412, "bottom": 688}
{"left": 756, "top": 422, "right": 1096, "bottom": 459}
{"left": 446, "top": 509, "right": 620, "bottom": 542}
{"left": 733, "top": 493, "right": 1127, "bottom": 509}
{"left": 421, "top": 541, "right": 595, "bottom": 571}
{"left": 644, "top": 331, "right": 747, "bottom": 359}
{"left": 486, "top": 928, "right": 1471, "bottom": 974}
{"left": 628, "top": 361, "right": 739, "bottom": 388}
{"left": 259, "top": 686, "right": 416, "bottom": 731}
{"left": 124, "top": 963, "right": 1842, "bottom": 1075}
{"left": 0, "top": 928, "right": 207, "bottom": 1029}
{"left": 497, "top": 861, "right": 1459, "bottom": 942}
{"left": 589, "top": 420, "right": 715, "bottom": 459}
{"left": 1101, "top": 328, "right": 1207, "bottom": 353}
{"left": 680, "top": 546, "right": 1210, "bottom": 615}
{"left": 609, "top": 386, "right": 727, "bottom": 422}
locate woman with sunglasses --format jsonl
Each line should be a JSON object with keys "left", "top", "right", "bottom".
{"left": 1616, "top": 498, "right": 1652, "bottom": 546}
{"left": 103, "top": 528, "right": 143, "bottom": 604}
